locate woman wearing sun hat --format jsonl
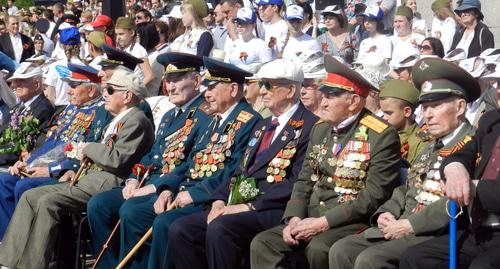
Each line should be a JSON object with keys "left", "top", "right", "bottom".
{"left": 450, "top": 0, "right": 494, "bottom": 58}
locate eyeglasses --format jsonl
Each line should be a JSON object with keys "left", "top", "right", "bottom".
{"left": 68, "top": 81, "right": 83, "bottom": 88}
{"left": 104, "top": 85, "right": 127, "bottom": 95}
{"left": 418, "top": 45, "right": 432, "bottom": 51}
{"left": 258, "top": 81, "right": 272, "bottom": 91}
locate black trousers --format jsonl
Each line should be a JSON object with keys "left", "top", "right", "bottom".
{"left": 400, "top": 228, "right": 500, "bottom": 269}
{"left": 168, "top": 210, "right": 268, "bottom": 269}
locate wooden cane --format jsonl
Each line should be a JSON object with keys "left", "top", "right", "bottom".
{"left": 91, "top": 165, "right": 155, "bottom": 269}
{"left": 115, "top": 202, "right": 177, "bottom": 269}
{"left": 70, "top": 157, "right": 90, "bottom": 187}
{"left": 19, "top": 169, "right": 32, "bottom": 178}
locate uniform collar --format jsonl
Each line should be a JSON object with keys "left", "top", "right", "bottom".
{"left": 218, "top": 102, "right": 238, "bottom": 126}
{"left": 334, "top": 111, "right": 362, "bottom": 133}
{"left": 441, "top": 121, "right": 466, "bottom": 146}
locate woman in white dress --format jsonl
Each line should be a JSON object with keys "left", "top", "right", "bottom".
{"left": 357, "top": 5, "right": 393, "bottom": 63}
{"left": 223, "top": 7, "right": 272, "bottom": 71}
{"left": 431, "top": 0, "right": 457, "bottom": 54}
{"left": 169, "top": 0, "right": 214, "bottom": 57}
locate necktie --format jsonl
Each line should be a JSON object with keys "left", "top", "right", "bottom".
{"left": 433, "top": 139, "right": 444, "bottom": 152}
{"left": 210, "top": 115, "right": 221, "bottom": 136}
{"left": 255, "top": 118, "right": 280, "bottom": 158}
{"left": 174, "top": 108, "right": 183, "bottom": 119}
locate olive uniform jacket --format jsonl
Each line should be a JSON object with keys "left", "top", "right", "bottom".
{"left": 370, "top": 121, "right": 476, "bottom": 236}
{"left": 283, "top": 109, "right": 402, "bottom": 228}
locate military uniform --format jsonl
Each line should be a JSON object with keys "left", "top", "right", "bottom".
{"left": 379, "top": 79, "right": 431, "bottom": 165}
{"left": 0, "top": 67, "right": 155, "bottom": 269}
{"left": 86, "top": 53, "right": 212, "bottom": 269}
{"left": 329, "top": 57, "right": 482, "bottom": 269}
{"left": 0, "top": 62, "right": 103, "bottom": 239}
{"left": 169, "top": 59, "right": 319, "bottom": 269}
{"left": 250, "top": 56, "right": 402, "bottom": 269}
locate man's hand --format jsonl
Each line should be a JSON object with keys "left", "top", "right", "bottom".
{"left": 153, "top": 190, "right": 173, "bottom": 215}
{"left": 207, "top": 200, "right": 225, "bottom": 224}
{"left": 9, "top": 161, "right": 27, "bottom": 176}
{"left": 122, "top": 180, "right": 139, "bottom": 200}
{"left": 222, "top": 204, "right": 249, "bottom": 215}
{"left": 27, "top": 166, "right": 50, "bottom": 177}
{"left": 291, "top": 217, "right": 329, "bottom": 242}
{"left": 76, "top": 142, "right": 89, "bottom": 160}
{"left": 283, "top": 217, "right": 301, "bottom": 246}
{"left": 443, "top": 162, "right": 472, "bottom": 206}
{"left": 131, "top": 184, "right": 156, "bottom": 198}
{"left": 377, "top": 212, "right": 396, "bottom": 230}
{"left": 173, "top": 191, "right": 193, "bottom": 208}
{"left": 59, "top": 170, "right": 75, "bottom": 182}
{"left": 381, "top": 219, "right": 414, "bottom": 240}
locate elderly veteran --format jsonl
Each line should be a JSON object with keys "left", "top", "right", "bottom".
{"left": 0, "top": 67, "right": 155, "bottom": 269}
{"left": 329, "top": 57, "right": 479, "bottom": 269}
{"left": 250, "top": 55, "right": 401, "bottom": 269}
{"left": 0, "top": 62, "right": 54, "bottom": 162}
{"left": 379, "top": 79, "right": 430, "bottom": 165}
{"left": 399, "top": 56, "right": 500, "bottom": 269}
{"left": 169, "top": 59, "right": 319, "bottom": 269}
{"left": 135, "top": 57, "right": 263, "bottom": 269}
{"left": 0, "top": 62, "right": 103, "bottom": 240}
{"left": 86, "top": 52, "right": 211, "bottom": 269}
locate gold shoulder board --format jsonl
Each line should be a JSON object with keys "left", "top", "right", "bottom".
{"left": 360, "top": 115, "right": 388, "bottom": 134}
{"left": 237, "top": 111, "right": 254, "bottom": 123}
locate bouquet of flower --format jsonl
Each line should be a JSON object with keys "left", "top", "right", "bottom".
{"left": 228, "top": 175, "right": 262, "bottom": 205}
{"left": 0, "top": 112, "right": 40, "bottom": 154}
{"left": 64, "top": 142, "right": 79, "bottom": 158}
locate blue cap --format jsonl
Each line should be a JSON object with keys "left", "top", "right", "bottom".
{"left": 361, "top": 5, "right": 384, "bottom": 20}
{"left": 66, "top": 63, "right": 101, "bottom": 83}
{"left": 59, "top": 24, "right": 80, "bottom": 45}
{"left": 255, "top": 0, "right": 283, "bottom": 6}
{"left": 455, "top": 0, "right": 483, "bottom": 20}
{"left": 202, "top": 57, "right": 253, "bottom": 86}
{"left": 285, "top": 4, "right": 304, "bottom": 21}
{"left": 233, "top": 7, "right": 256, "bottom": 24}
{"left": 157, "top": 52, "right": 204, "bottom": 77}
{"left": 100, "top": 44, "right": 144, "bottom": 71}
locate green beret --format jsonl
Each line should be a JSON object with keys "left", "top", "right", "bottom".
{"left": 87, "top": 31, "right": 106, "bottom": 48}
{"left": 412, "top": 58, "right": 480, "bottom": 103}
{"left": 431, "top": 0, "right": 451, "bottom": 12}
{"left": 379, "top": 80, "right": 420, "bottom": 106}
{"left": 185, "top": 0, "right": 208, "bottom": 18}
{"left": 396, "top": 6, "right": 413, "bottom": 21}
{"left": 115, "top": 16, "right": 135, "bottom": 30}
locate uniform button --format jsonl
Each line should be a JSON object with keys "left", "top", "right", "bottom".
{"left": 319, "top": 201, "right": 325, "bottom": 207}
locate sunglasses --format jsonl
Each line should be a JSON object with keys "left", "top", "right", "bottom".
{"left": 418, "top": 45, "right": 432, "bottom": 51}
{"left": 104, "top": 85, "right": 127, "bottom": 95}
{"left": 258, "top": 81, "right": 272, "bottom": 91}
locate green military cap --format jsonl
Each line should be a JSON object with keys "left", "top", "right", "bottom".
{"left": 431, "top": 0, "right": 451, "bottom": 12}
{"left": 396, "top": 5, "right": 413, "bottom": 21}
{"left": 87, "top": 31, "right": 106, "bottom": 48}
{"left": 115, "top": 16, "right": 135, "bottom": 30}
{"left": 319, "top": 55, "right": 373, "bottom": 97}
{"left": 185, "top": 0, "right": 208, "bottom": 18}
{"left": 379, "top": 79, "right": 420, "bottom": 106}
{"left": 412, "top": 58, "right": 480, "bottom": 103}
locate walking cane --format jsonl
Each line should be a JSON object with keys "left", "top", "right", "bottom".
{"left": 70, "top": 157, "right": 91, "bottom": 187}
{"left": 91, "top": 164, "right": 156, "bottom": 269}
{"left": 115, "top": 202, "right": 177, "bottom": 269}
{"left": 447, "top": 199, "right": 463, "bottom": 269}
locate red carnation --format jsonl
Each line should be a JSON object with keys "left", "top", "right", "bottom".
{"left": 132, "top": 164, "right": 146, "bottom": 177}
{"left": 64, "top": 143, "right": 73, "bottom": 153}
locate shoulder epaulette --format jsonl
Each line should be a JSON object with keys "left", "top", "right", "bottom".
{"left": 315, "top": 119, "right": 325, "bottom": 125}
{"left": 198, "top": 101, "right": 212, "bottom": 115}
{"left": 360, "top": 115, "right": 388, "bottom": 133}
{"left": 236, "top": 110, "right": 254, "bottom": 123}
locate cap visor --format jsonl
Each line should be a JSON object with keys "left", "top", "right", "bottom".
{"left": 318, "top": 85, "right": 344, "bottom": 94}
{"left": 418, "top": 92, "right": 461, "bottom": 104}
{"left": 201, "top": 79, "right": 220, "bottom": 87}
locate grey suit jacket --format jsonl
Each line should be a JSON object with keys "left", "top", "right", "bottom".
{"left": 82, "top": 107, "right": 155, "bottom": 183}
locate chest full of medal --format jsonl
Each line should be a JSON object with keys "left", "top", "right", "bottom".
{"left": 161, "top": 118, "right": 196, "bottom": 174}
{"left": 190, "top": 121, "right": 242, "bottom": 179}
